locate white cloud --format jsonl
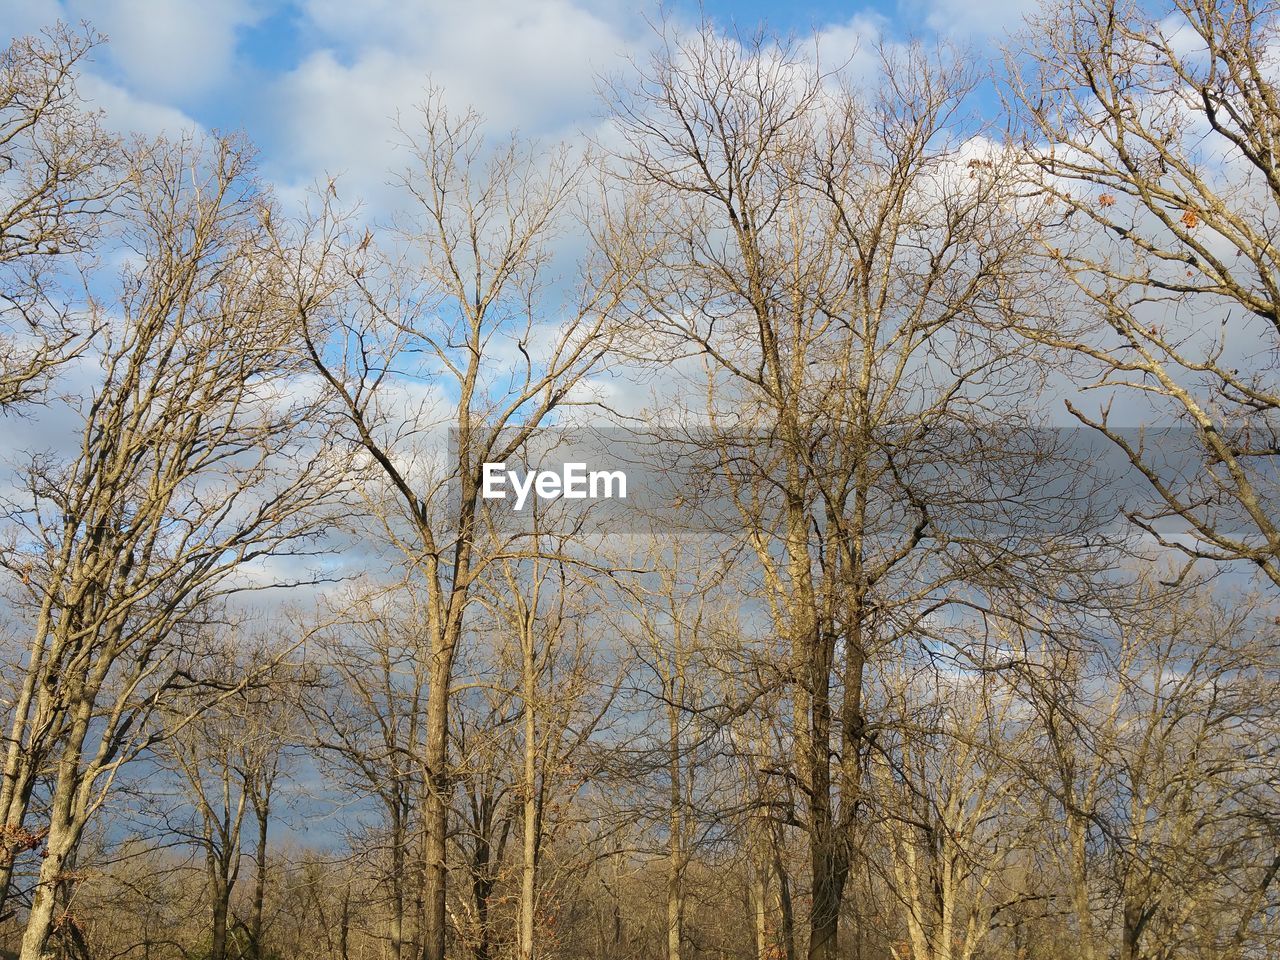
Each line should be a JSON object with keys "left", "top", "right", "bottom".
{"left": 64, "top": 0, "right": 264, "bottom": 100}
{"left": 267, "top": 48, "right": 412, "bottom": 205}
{"left": 0, "top": 1, "right": 227, "bottom": 141}
{"left": 815, "top": 12, "right": 887, "bottom": 80}
{"left": 262, "top": 0, "right": 647, "bottom": 205}
{"left": 922, "top": 0, "right": 1037, "bottom": 38}
{"left": 78, "top": 72, "right": 202, "bottom": 139}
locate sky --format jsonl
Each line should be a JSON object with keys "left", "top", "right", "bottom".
{"left": 0, "top": 0, "right": 1038, "bottom": 212}
{"left": 3, "top": 0, "right": 1270, "bottom": 846}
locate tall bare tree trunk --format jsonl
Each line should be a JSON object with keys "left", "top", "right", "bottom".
{"left": 1069, "top": 812, "right": 1098, "bottom": 960}
{"left": 750, "top": 819, "right": 770, "bottom": 960}
{"left": 423, "top": 654, "right": 452, "bottom": 960}
{"left": 211, "top": 885, "right": 231, "bottom": 960}
{"left": 19, "top": 712, "right": 90, "bottom": 960}
{"left": 773, "top": 824, "right": 797, "bottom": 960}
{"left": 388, "top": 810, "right": 407, "bottom": 960}
{"left": 0, "top": 630, "right": 45, "bottom": 919}
{"left": 250, "top": 779, "right": 272, "bottom": 959}
{"left": 519, "top": 641, "right": 539, "bottom": 960}
{"left": 282, "top": 95, "right": 629, "bottom": 960}
{"left": 666, "top": 700, "right": 685, "bottom": 960}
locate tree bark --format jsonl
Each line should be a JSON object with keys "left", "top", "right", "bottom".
{"left": 519, "top": 636, "right": 540, "bottom": 960}
{"left": 250, "top": 779, "right": 272, "bottom": 959}
{"left": 18, "top": 714, "right": 91, "bottom": 960}
{"left": 422, "top": 648, "right": 453, "bottom": 960}
{"left": 211, "top": 886, "right": 231, "bottom": 960}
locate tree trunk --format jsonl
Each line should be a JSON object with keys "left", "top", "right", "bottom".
{"left": 772, "top": 823, "right": 796, "bottom": 960}
{"left": 808, "top": 836, "right": 843, "bottom": 960}
{"left": 211, "top": 885, "right": 231, "bottom": 960}
{"left": 422, "top": 649, "right": 451, "bottom": 960}
{"left": 471, "top": 841, "right": 494, "bottom": 960}
{"left": 0, "top": 616, "right": 49, "bottom": 919}
{"left": 17, "top": 718, "right": 90, "bottom": 960}
{"left": 751, "top": 843, "right": 768, "bottom": 960}
{"left": 665, "top": 687, "right": 684, "bottom": 960}
{"left": 19, "top": 838, "right": 66, "bottom": 960}
{"left": 340, "top": 876, "right": 351, "bottom": 960}
{"left": 251, "top": 781, "right": 272, "bottom": 959}
{"left": 208, "top": 831, "right": 238, "bottom": 960}
{"left": 519, "top": 639, "right": 539, "bottom": 960}
{"left": 666, "top": 841, "right": 683, "bottom": 960}
{"left": 833, "top": 590, "right": 867, "bottom": 960}
{"left": 0, "top": 764, "right": 37, "bottom": 924}
{"left": 1069, "top": 812, "right": 1097, "bottom": 960}
{"left": 1121, "top": 898, "right": 1144, "bottom": 960}
{"left": 806, "top": 620, "right": 846, "bottom": 960}
{"left": 389, "top": 811, "right": 406, "bottom": 960}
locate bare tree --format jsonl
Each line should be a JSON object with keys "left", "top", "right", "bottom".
{"left": 0, "top": 23, "right": 118, "bottom": 408}
{"left": 483, "top": 525, "right": 613, "bottom": 960}
{"left": 0, "top": 133, "right": 340, "bottom": 959}
{"left": 306, "top": 582, "right": 431, "bottom": 960}
{"left": 278, "top": 92, "right": 643, "bottom": 960}
{"left": 869, "top": 661, "right": 1039, "bottom": 960}
{"left": 0, "top": 11, "right": 1270, "bottom": 960}
{"left": 450, "top": 662, "right": 517, "bottom": 960}
{"left": 606, "top": 26, "right": 1098, "bottom": 960}
{"left": 1013, "top": 0, "right": 1280, "bottom": 586}
{"left": 160, "top": 635, "right": 301, "bottom": 960}
{"left": 1011, "top": 578, "right": 1280, "bottom": 960}
{"left": 612, "top": 538, "right": 732, "bottom": 960}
